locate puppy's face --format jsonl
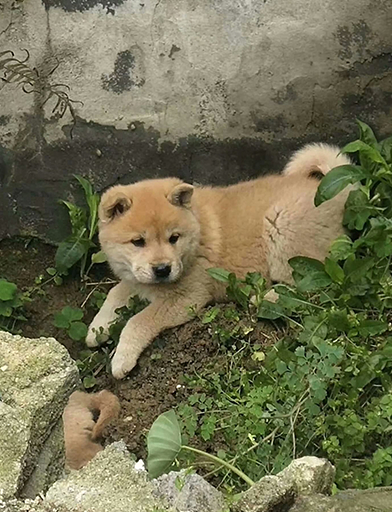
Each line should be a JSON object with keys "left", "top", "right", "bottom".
{"left": 98, "top": 179, "right": 200, "bottom": 285}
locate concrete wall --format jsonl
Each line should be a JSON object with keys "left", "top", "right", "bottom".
{"left": 0, "top": 0, "right": 391, "bottom": 241}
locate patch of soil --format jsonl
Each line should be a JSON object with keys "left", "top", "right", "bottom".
{"left": 0, "top": 237, "right": 275, "bottom": 462}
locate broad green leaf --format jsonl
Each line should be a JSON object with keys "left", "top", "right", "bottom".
{"left": 258, "top": 300, "right": 285, "bottom": 320}
{"left": 324, "top": 257, "right": 345, "bottom": 284}
{"left": 343, "top": 189, "right": 374, "bottom": 230}
{"left": 289, "top": 257, "right": 324, "bottom": 277}
{"left": 0, "top": 302, "right": 13, "bottom": 317}
{"left": 0, "top": 279, "right": 17, "bottom": 301}
{"left": 207, "top": 268, "right": 231, "bottom": 283}
{"left": 55, "top": 238, "right": 91, "bottom": 274}
{"left": 46, "top": 267, "right": 57, "bottom": 276}
{"left": 357, "top": 120, "right": 378, "bottom": 148}
{"left": 344, "top": 257, "right": 374, "bottom": 283}
{"left": 53, "top": 312, "right": 71, "bottom": 329}
{"left": 61, "top": 306, "right": 84, "bottom": 323}
{"left": 297, "top": 271, "right": 332, "bottom": 293}
{"left": 69, "top": 321, "right": 88, "bottom": 341}
{"left": 358, "top": 319, "right": 388, "bottom": 337}
{"left": 147, "top": 410, "right": 182, "bottom": 479}
{"left": 329, "top": 235, "right": 353, "bottom": 260}
{"left": 314, "top": 165, "right": 364, "bottom": 206}
{"left": 379, "top": 136, "right": 392, "bottom": 164}
{"left": 91, "top": 250, "right": 107, "bottom": 265}
{"left": 342, "top": 140, "right": 387, "bottom": 166}
{"left": 83, "top": 375, "right": 97, "bottom": 389}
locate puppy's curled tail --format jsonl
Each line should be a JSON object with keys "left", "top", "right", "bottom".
{"left": 283, "top": 143, "right": 351, "bottom": 180}
{"left": 90, "top": 390, "right": 121, "bottom": 439}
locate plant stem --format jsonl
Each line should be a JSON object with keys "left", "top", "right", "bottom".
{"left": 182, "top": 446, "right": 255, "bottom": 487}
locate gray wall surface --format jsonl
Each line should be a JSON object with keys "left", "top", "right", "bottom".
{"left": 0, "top": 0, "right": 391, "bottom": 241}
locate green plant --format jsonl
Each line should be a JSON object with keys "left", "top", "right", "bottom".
{"left": 55, "top": 175, "right": 107, "bottom": 279}
{"left": 157, "top": 121, "right": 392, "bottom": 491}
{"left": 147, "top": 410, "right": 254, "bottom": 486}
{"left": 53, "top": 306, "right": 88, "bottom": 341}
{"left": 0, "top": 278, "right": 29, "bottom": 333}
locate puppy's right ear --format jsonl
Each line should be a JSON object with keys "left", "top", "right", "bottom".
{"left": 99, "top": 186, "right": 132, "bottom": 223}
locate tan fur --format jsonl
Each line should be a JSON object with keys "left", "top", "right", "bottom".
{"left": 63, "top": 390, "right": 120, "bottom": 470}
{"left": 86, "top": 143, "right": 351, "bottom": 379}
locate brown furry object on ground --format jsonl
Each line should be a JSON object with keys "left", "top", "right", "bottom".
{"left": 63, "top": 390, "right": 120, "bottom": 470}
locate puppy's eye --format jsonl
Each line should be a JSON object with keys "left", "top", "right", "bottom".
{"left": 131, "top": 238, "right": 145, "bottom": 247}
{"left": 169, "top": 234, "right": 180, "bottom": 245}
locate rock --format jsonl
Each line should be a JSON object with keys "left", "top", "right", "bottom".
{"left": 233, "top": 457, "right": 335, "bottom": 512}
{"left": 232, "top": 475, "right": 295, "bottom": 512}
{"left": 0, "top": 332, "right": 80, "bottom": 499}
{"left": 21, "top": 421, "right": 65, "bottom": 499}
{"left": 45, "top": 442, "right": 174, "bottom": 512}
{"left": 290, "top": 487, "right": 392, "bottom": 512}
{"left": 153, "top": 470, "right": 226, "bottom": 512}
{"left": 279, "top": 457, "right": 335, "bottom": 496}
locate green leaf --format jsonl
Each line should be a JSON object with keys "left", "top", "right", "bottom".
{"left": 324, "top": 257, "right": 345, "bottom": 284}
{"left": 147, "top": 410, "right": 182, "bottom": 479}
{"left": 61, "top": 306, "right": 84, "bottom": 323}
{"left": 357, "top": 320, "right": 388, "bottom": 337}
{"left": 46, "top": 267, "right": 57, "bottom": 276}
{"left": 297, "top": 271, "right": 332, "bottom": 293}
{"left": 342, "top": 140, "right": 387, "bottom": 166}
{"left": 329, "top": 235, "right": 353, "bottom": 260}
{"left": 0, "top": 279, "right": 17, "bottom": 301}
{"left": 379, "top": 136, "right": 392, "bottom": 164}
{"left": 74, "top": 175, "right": 100, "bottom": 236}
{"left": 91, "top": 251, "right": 107, "bottom": 265}
{"left": 258, "top": 300, "right": 285, "bottom": 320}
{"left": 289, "top": 257, "right": 325, "bottom": 277}
{"left": 343, "top": 189, "right": 373, "bottom": 230}
{"left": 0, "top": 302, "right": 13, "bottom": 317}
{"left": 314, "top": 165, "right": 364, "bottom": 206}
{"left": 344, "top": 257, "right": 374, "bottom": 283}
{"left": 55, "top": 238, "right": 91, "bottom": 274}
{"left": 207, "top": 268, "right": 231, "bottom": 283}
{"left": 357, "top": 120, "right": 378, "bottom": 148}
{"left": 68, "top": 321, "right": 88, "bottom": 341}
{"left": 83, "top": 375, "right": 97, "bottom": 389}
{"left": 53, "top": 312, "right": 71, "bottom": 329}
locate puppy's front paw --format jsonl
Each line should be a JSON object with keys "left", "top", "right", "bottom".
{"left": 111, "top": 345, "right": 138, "bottom": 380}
{"left": 86, "top": 324, "right": 109, "bottom": 348}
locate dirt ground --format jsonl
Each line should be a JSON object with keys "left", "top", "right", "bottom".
{"left": 0, "top": 237, "right": 273, "bottom": 462}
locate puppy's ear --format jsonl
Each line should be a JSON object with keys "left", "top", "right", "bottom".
{"left": 99, "top": 186, "right": 132, "bottom": 222}
{"left": 168, "top": 183, "right": 194, "bottom": 208}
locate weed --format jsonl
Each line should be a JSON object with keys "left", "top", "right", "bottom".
{"left": 0, "top": 49, "right": 81, "bottom": 125}
{"left": 53, "top": 306, "right": 88, "bottom": 341}
{"left": 152, "top": 121, "right": 392, "bottom": 491}
{"left": 55, "top": 175, "right": 107, "bottom": 279}
{"left": 0, "top": 278, "right": 30, "bottom": 333}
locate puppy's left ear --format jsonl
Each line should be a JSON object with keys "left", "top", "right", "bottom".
{"left": 168, "top": 183, "right": 194, "bottom": 208}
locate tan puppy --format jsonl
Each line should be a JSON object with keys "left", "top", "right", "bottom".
{"left": 63, "top": 390, "right": 120, "bottom": 470}
{"left": 86, "top": 143, "right": 351, "bottom": 379}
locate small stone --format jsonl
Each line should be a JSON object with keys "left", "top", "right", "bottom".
{"left": 153, "top": 470, "right": 226, "bottom": 512}
{"left": 130, "top": 123, "right": 136, "bottom": 131}
{"left": 279, "top": 456, "right": 335, "bottom": 496}
{"left": 96, "top": 149, "right": 102, "bottom": 157}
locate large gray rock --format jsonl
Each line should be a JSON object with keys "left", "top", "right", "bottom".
{"left": 0, "top": 332, "right": 80, "bottom": 499}
{"left": 153, "top": 470, "right": 227, "bottom": 512}
{"left": 291, "top": 487, "right": 392, "bottom": 512}
{"left": 45, "top": 442, "right": 174, "bottom": 512}
{"left": 0, "top": 0, "right": 391, "bottom": 242}
{"left": 233, "top": 457, "right": 335, "bottom": 512}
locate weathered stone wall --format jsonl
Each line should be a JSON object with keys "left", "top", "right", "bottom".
{"left": 0, "top": 0, "right": 391, "bottom": 241}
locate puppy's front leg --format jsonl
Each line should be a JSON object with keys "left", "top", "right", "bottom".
{"left": 111, "top": 290, "right": 211, "bottom": 379}
{"left": 86, "top": 280, "right": 133, "bottom": 347}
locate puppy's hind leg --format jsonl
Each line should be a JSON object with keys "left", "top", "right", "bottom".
{"left": 86, "top": 280, "right": 133, "bottom": 347}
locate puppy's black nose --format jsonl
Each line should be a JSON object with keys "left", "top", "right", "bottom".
{"left": 153, "top": 265, "right": 171, "bottom": 279}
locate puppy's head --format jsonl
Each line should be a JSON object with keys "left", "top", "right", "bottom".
{"left": 98, "top": 178, "right": 200, "bottom": 284}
